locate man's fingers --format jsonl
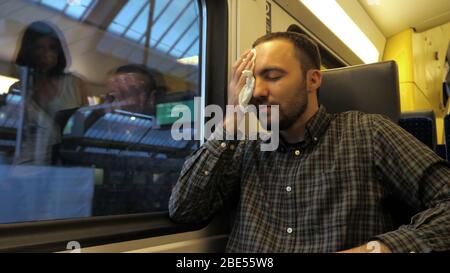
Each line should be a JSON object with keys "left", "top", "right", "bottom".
{"left": 229, "top": 49, "right": 254, "bottom": 105}
{"left": 233, "top": 50, "right": 252, "bottom": 71}
{"left": 232, "top": 49, "right": 250, "bottom": 70}
{"left": 237, "top": 73, "right": 247, "bottom": 87}
{"left": 238, "top": 49, "right": 251, "bottom": 62}
{"left": 235, "top": 51, "right": 254, "bottom": 77}
{"left": 245, "top": 55, "right": 254, "bottom": 70}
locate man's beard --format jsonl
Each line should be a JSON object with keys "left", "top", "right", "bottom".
{"left": 278, "top": 96, "right": 307, "bottom": 130}
{"left": 254, "top": 88, "right": 308, "bottom": 131}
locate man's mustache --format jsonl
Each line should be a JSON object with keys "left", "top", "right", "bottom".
{"left": 249, "top": 97, "right": 279, "bottom": 108}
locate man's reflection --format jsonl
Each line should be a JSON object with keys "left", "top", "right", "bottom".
{"left": 104, "top": 64, "right": 163, "bottom": 115}
{"left": 93, "top": 65, "right": 172, "bottom": 215}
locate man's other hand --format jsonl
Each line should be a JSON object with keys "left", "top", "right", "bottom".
{"left": 337, "top": 241, "right": 392, "bottom": 253}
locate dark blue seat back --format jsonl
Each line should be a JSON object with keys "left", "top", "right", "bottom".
{"left": 444, "top": 114, "right": 450, "bottom": 160}
{"left": 399, "top": 111, "right": 436, "bottom": 151}
{"left": 319, "top": 60, "right": 400, "bottom": 122}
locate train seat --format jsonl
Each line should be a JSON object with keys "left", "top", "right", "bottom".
{"left": 398, "top": 110, "right": 437, "bottom": 151}
{"left": 318, "top": 60, "right": 400, "bottom": 123}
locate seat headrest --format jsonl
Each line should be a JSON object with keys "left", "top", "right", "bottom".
{"left": 318, "top": 60, "right": 400, "bottom": 122}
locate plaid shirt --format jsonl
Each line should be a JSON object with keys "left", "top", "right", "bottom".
{"left": 169, "top": 105, "right": 450, "bottom": 253}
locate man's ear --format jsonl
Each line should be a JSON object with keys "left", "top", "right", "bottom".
{"left": 306, "top": 69, "right": 322, "bottom": 93}
{"left": 141, "top": 89, "right": 157, "bottom": 115}
{"left": 147, "top": 89, "right": 157, "bottom": 109}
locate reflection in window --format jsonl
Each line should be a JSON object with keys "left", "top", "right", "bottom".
{"left": 0, "top": 0, "right": 201, "bottom": 223}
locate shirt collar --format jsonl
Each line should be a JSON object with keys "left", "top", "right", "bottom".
{"left": 276, "top": 105, "right": 332, "bottom": 153}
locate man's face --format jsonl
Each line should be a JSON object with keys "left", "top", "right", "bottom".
{"left": 251, "top": 39, "right": 309, "bottom": 130}
{"left": 105, "top": 72, "right": 150, "bottom": 113}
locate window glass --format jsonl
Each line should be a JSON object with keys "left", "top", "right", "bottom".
{"left": 0, "top": 0, "right": 201, "bottom": 223}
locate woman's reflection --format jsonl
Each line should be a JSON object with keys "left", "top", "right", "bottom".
{"left": 12, "top": 21, "right": 88, "bottom": 165}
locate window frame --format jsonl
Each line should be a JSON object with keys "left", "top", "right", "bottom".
{"left": 0, "top": 0, "right": 229, "bottom": 253}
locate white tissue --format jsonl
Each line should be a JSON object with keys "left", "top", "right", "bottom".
{"left": 238, "top": 49, "right": 256, "bottom": 107}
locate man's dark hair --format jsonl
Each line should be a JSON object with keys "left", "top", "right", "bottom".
{"left": 287, "top": 24, "right": 307, "bottom": 35}
{"left": 115, "top": 64, "right": 158, "bottom": 92}
{"left": 16, "top": 21, "right": 67, "bottom": 75}
{"left": 115, "top": 64, "right": 168, "bottom": 96}
{"left": 113, "top": 64, "right": 168, "bottom": 115}
{"left": 252, "top": 30, "right": 321, "bottom": 76}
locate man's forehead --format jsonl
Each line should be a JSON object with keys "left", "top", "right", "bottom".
{"left": 110, "top": 72, "right": 149, "bottom": 82}
{"left": 254, "top": 39, "right": 299, "bottom": 70}
{"left": 255, "top": 39, "right": 296, "bottom": 57}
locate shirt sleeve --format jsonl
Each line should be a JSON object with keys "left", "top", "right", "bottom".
{"left": 169, "top": 131, "right": 244, "bottom": 224}
{"left": 371, "top": 114, "right": 450, "bottom": 253}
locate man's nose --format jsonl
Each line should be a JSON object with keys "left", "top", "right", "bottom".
{"left": 252, "top": 78, "right": 269, "bottom": 99}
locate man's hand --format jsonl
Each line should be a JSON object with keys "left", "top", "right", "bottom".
{"left": 228, "top": 49, "right": 254, "bottom": 106}
{"left": 224, "top": 49, "right": 254, "bottom": 134}
{"left": 337, "top": 241, "right": 392, "bottom": 253}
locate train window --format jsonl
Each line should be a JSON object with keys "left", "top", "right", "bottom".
{"left": 0, "top": 0, "right": 201, "bottom": 224}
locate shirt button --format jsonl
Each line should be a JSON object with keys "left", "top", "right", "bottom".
{"left": 294, "top": 150, "right": 300, "bottom": 156}
{"left": 203, "top": 170, "right": 209, "bottom": 176}
{"left": 286, "top": 186, "right": 292, "bottom": 192}
{"left": 220, "top": 142, "right": 227, "bottom": 148}
{"left": 313, "top": 137, "right": 318, "bottom": 142}
{"left": 287, "top": 228, "right": 293, "bottom": 234}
